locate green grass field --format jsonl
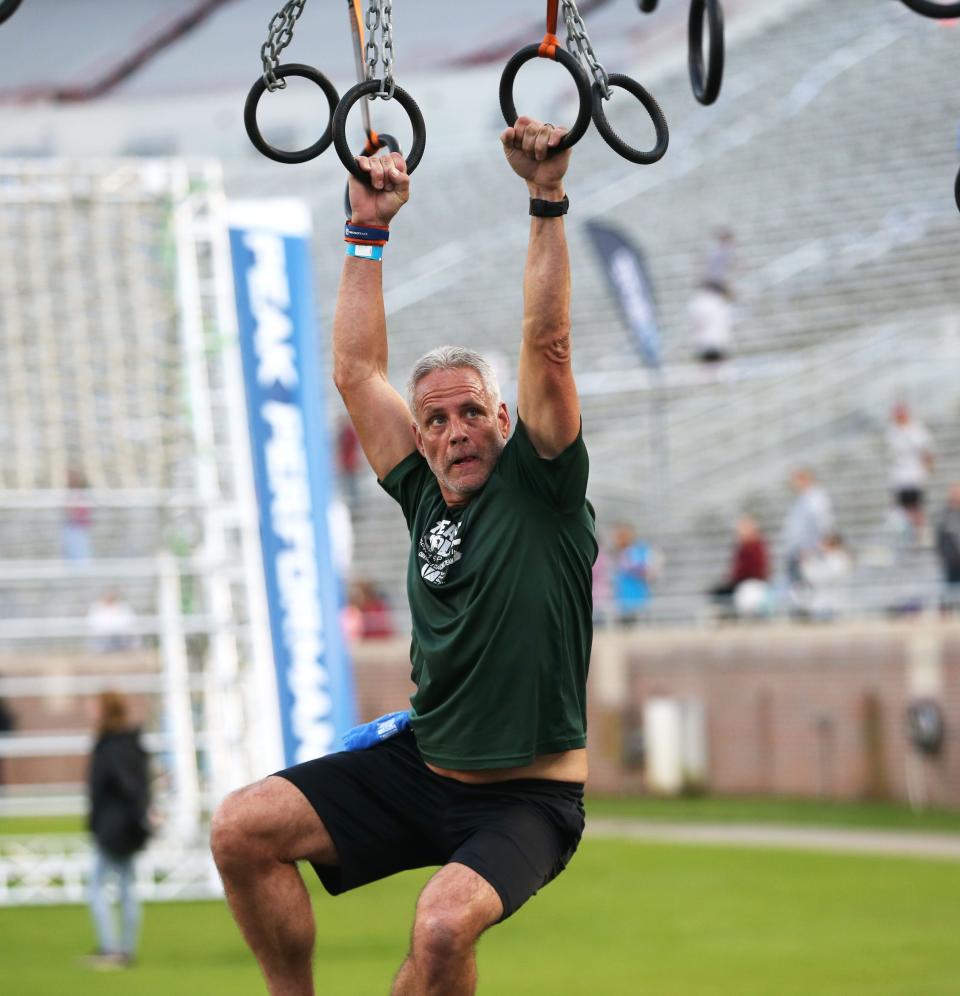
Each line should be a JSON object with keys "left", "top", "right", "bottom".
{"left": 3, "top": 836, "right": 959, "bottom": 995}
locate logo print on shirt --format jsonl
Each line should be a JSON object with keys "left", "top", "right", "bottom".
{"left": 418, "top": 518, "right": 462, "bottom": 584}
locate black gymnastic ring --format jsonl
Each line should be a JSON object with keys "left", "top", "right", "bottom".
{"left": 688, "top": 0, "right": 724, "bottom": 106}
{"left": 333, "top": 81, "right": 426, "bottom": 180}
{"left": 638, "top": 0, "right": 659, "bottom": 11}
{"left": 244, "top": 64, "right": 340, "bottom": 164}
{"left": 954, "top": 166, "right": 960, "bottom": 214}
{"left": 0, "top": 0, "right": 23, "bottom": 25}
{"left": 344, "top": 133, "right": 402, "bottom": 218}
{"left": 899, "top": 0, "right": 960, "bottom": 18}
{"left": 499, "top": 44, "right": 593, "bottom": 152}
{"left": 591, "top": 75, "right": 669, "bottom": 165}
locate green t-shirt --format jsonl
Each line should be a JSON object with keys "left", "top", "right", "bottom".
{"left": 379, "top": 418, "right": 597, "bottom": 770}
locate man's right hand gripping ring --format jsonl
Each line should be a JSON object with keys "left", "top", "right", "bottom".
{"left": 591, "top": 75, "right": 669, "bottom": 165}
{"left": 244, "top": 64, "right": 340, "bottom": 164}
{"left": 333, "top": 81, "right": 427, "bottom": 180}
{"left": 499, "top": 45, "right": 593, "bottom": 153}
{"left": 343, "top": 133, "right": 402, "bottom": 218}
{"left": 0, "top": 0, "right": 24, "bottom": 26}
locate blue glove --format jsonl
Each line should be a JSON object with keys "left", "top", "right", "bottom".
{"left": 341, "top": 710, "right": 411, "bottom": 752}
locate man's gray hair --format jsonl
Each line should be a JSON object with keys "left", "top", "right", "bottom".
{"left": 407, "top": 346, "right": 501, "bottom": 413}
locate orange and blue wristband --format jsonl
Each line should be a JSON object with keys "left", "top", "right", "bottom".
{"left": 345, "top": 221, "right": 388, "bottom": 261}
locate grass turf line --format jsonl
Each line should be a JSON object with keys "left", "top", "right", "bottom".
{"left": 5, "top": 795, "right": 960, "bottom": 839}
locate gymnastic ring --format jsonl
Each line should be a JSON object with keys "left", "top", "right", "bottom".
{"left": 898, "top": 0, "right": 960, "bottom": 18}
{"left": 638, "top": 0, "right": 659, "bottom": 11}
{"left": 688, "top": 0, "right": 724, "bottom": 106}
{"left": 244, "top": 64, "right": 340, "bottom": 164}
{"left": 591, "top": 75, "right": 669, "bottom": 165}
{"left": 333, "top": 81, "right": 426, "bottom": 180}
{"left": 0, "top": 0, "right": 24, "bottom": 26}
{"left": 344, "top": 133, "right": 402, "bottom": 218}
{"left": 499, "top": 44, "right": 593, "bottom": 153}
{"left": 954, "top": 166, "right": 960, "bottom": 214}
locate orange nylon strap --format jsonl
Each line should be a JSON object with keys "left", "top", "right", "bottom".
{"left": 539, "top": 0, "right": 560, "bottom": 59}
{"left": 538, "top": 33, "right": 560, "bottom": 58}
{"left": 546, "top": 0, "right": 559, "bottom": 35}
{"left": 361, "top": 129, "right": 382, "bottom": 155}
{"left": 349, "top": 0, "right": 364, "bottom": 38}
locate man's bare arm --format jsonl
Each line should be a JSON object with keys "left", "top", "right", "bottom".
{"left": 332, "top": 152, "right": 417, "bottom": 480}
{"left": 502, "top": 118, "right": 580, "bottom": 459}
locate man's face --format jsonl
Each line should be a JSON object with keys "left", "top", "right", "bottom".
{"left": 412, "top": 367, "right": 510, "bottom": 507}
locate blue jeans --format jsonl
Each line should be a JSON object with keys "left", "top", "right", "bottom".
{"left": 88, "top": 846, "right": 140, "bottom": 957}
{"left": 62, "top": 523, "right": 92, "bottom": 561}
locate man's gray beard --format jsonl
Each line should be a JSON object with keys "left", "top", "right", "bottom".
{"left": 427, "top": 438, "right": 505, "bottom": 497}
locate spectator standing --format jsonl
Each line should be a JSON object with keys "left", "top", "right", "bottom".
{"left": 702, "top": 228, "right": 736, "bottom": 296}
{"left": 687, "top": 281, "right": 734, "bottom": 365}
{"left": 87, "top": 591, "right": 139, "bottom": 652}
{"left": 0, "top": 697, "right": 15, "bottom": 789}
{"left": 800, "top": 533, "right": 854, "bottom": 621}
{"left": 592, "top": 542, "right": 613, "bottom": 625}
{"left": 887, "top": 403, "right": 934, "bottom": 540}
{"left": 346, "top": 580, "right": 394, "bottom": 639}
{"left": 936, "top": 483, "right": 960, "bottom": 611}
{"left": 709, "top": 515, "right": 770, "bottom": 612}
{"left": 781, "top": 468, "right": 834, "bottom": 585}
{"left": 63, "top": 467, "right": 93, "bottom": 561}
{"left": 611, "top": 524, "right": 657, "bottom": 623}
{"left": 86, "top": 692, "right": 151, "bottom": 969}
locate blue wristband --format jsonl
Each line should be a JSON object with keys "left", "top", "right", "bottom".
{"left": 344, "top": 222, "right": 389, "bottom": 243}
{"left": 345, "top": 243, "right": 384, "bottom": 261}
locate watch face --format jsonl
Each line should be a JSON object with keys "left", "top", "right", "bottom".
{"left": 530, "top": 196, "right": 569, "bottom": 217}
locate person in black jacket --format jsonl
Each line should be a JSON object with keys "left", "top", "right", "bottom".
{"left": 86, "top": 691, "right": 150, "bottom": 969}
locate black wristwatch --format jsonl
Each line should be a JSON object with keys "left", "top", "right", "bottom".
{"left": 529, "top": 194, "right": 569, "bottom": 217}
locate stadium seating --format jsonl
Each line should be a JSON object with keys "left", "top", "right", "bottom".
{"left": 0, "top": 0, "right": 957, "bottom": 630}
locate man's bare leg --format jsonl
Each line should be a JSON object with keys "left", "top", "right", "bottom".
{"left": 392, "top": 862, "right": 503, "bottom": 996}
{"left": 210, "top": 775, "right": 338, "bottom": 996}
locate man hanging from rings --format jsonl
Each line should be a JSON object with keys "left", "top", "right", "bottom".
{"left": 211, "top": 115, "right": 597, "bottom": 996}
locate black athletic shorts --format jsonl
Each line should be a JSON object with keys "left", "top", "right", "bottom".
{"left": 895, "top": 487, "right": 925, "bottom": 510}
{"left": 275, "top": 729, "right": 585, "bottom": 920}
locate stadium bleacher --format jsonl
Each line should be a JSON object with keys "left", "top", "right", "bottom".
{"left": 0, "top": 0, "right": 957, "bottom": 626}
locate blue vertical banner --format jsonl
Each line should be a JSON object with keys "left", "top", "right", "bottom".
{"left": 228, "top": 200, "right": 356, "bottom": 766}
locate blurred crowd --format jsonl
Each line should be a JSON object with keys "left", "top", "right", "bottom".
{"left": 592, "top": 399, "right": 959, "bottom": 625}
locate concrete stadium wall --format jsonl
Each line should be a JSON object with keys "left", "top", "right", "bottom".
{"left": 351, "top": 621, "right": 960, "bottom": 808}
{"left": 2, "top": 622, "right": 957, "bottom": 809}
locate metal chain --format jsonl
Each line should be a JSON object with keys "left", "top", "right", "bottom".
{"left": 560, "top": 0, "right": 611, "bottom": 100}
{"left": 363, "top": 0, "right": 396, "bottom": 100}
{"left": 364, "top": 0, "right": 381, "bottom": 82}
{"left": 260, "top": 0, "right": 308, "bottom": 92}
{"left": 381, "top": 1, "right": 395, "bottom": 97}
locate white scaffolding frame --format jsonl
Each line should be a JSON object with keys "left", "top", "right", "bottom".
{"left": 0, "top": 159, "right": 281, "bottom": 903}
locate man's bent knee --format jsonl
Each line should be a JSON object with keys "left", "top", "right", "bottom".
{"left": 413, "top": 910, "right": 478, "bottom": 964}
{"left": 411, "top": 866, "right": 502, "bottom": 965}
{"left": 210, "top": 775, "right": 337, "bottom": 872}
